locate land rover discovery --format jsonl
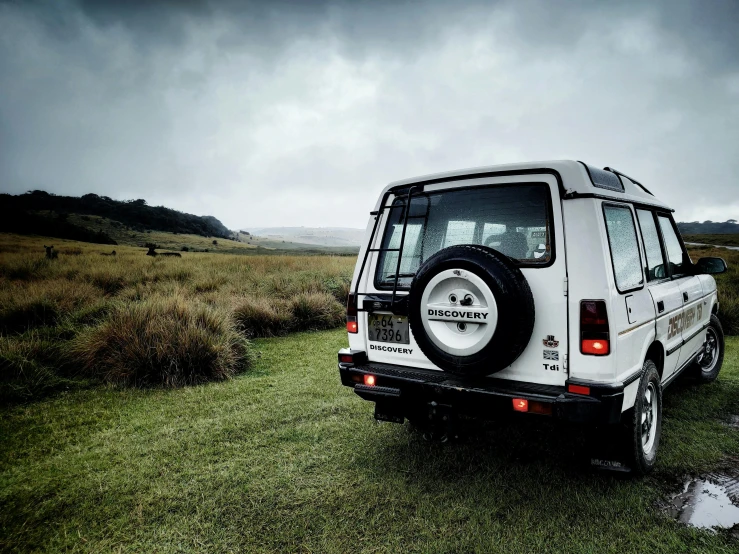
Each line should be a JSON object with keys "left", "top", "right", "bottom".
{"left": 338, "top": 160, "right": 727, "bottom": 474}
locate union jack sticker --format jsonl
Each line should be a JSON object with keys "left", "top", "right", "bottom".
{"left": 543, "top": 350, "right": 559, "bottom": 361}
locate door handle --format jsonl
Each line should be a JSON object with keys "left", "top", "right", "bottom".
{"left": 657, "top": 300, "right": 664, "bottom": 313}
{"left": 683, "top": 292, "right": 689, "bottom": 302}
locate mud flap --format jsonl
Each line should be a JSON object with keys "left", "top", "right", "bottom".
{"left": 587, "top": 425, "right": 632, "bottom": 473}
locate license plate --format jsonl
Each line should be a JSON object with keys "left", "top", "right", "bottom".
{"left": 367, "top": 313, "right": 410, "bottom": 344}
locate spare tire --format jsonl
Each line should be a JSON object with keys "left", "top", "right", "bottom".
{"left": 407, "top": 244, "right": 534, "bottom": 376}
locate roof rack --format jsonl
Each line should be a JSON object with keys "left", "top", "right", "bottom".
{"left": 603, "top": 167, "right": 654, "bottom": 196}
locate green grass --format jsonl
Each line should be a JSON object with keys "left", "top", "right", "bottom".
{"left": 2, "top": 330, "right": 738, "bottom": 553}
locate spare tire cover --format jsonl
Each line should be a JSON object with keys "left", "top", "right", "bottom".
{"left": 408, "top": 244, "right": 535, "bottom": 376}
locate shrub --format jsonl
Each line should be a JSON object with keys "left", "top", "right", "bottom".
{"left": 289, "top": 292, "right": 344, "bottom": 331}
{"left": 73, "top": 297, "right": 250, "bottom": 387}
{"left": 234, "top": 297, "right": 292, "bottom": 337}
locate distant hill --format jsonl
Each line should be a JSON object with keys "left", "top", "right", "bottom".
{"left": 242, "top": 227, "right": 364, "bottom": 248}
{"left": 677, "top": 220, "right": 739, "bottom": 235}
{"left": 0, "top": 190, "right": 231, "bottom": 240}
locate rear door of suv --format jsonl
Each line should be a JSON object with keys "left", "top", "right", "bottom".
{"left": 358, "top": 173, "right": 568, "bottom": 386}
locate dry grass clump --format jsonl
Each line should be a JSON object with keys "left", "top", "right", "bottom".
{"left": 74, "top": 296, "right": 251, "bottom": 387}
{"left": 289, "top": 292, "right": 345, "bottom": 331}
{"left": 234, "top": 297, "right": 293, "bottom": 337}
{"left": 0, "top": 279, "right": 102, "bottom": 333}
{"left": 234, "top": 292, "right": 344, "bottom": 337}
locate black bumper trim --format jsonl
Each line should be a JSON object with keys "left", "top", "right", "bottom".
{"left": 340, "top": 363, "right": 624, "bottom": 425}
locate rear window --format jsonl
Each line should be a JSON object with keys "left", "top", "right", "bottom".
{"left": 374, "top": 184, "right": 553, "bottom": 289}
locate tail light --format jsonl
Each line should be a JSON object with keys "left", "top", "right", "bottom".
{"left": 347, "top": 292, "right": 358, "bottom": 333}
{"left": 580, "top": 300, "right": 610, "bottom": 355}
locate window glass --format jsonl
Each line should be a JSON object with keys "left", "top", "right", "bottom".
{"left": 584, "top": 164, "right": 624, "bottom": 192}
{"left": 636, "top": 209, "right": 666, "bottom": 281}
{"left": 375, "top": 184, "right": 552, "bottom": 289}
{"left": 603, "top": 205, "right": 643, "bottom": 291}
{"left": 658, "top": 215, "right": 687, "bottom": 276}
{"left": 443, "top": 221, "right": 476, "bottom": 247}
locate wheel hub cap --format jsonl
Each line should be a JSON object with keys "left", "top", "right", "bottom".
{"left": 420, "top": 268, "right": 498, "bottom": 356}
{"left": 641, "top": 382, "right": 658, "bottom": 454}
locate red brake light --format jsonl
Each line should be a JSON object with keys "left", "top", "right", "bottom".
{"left": 512, "top": 398, "right": 528, "bottom": 412}
{"left": 581, "top": 339, "right": 609, "bottom": 355}
{"left": 346, "top": 320, "right": 358, "bottom": 333}
{"left": 339, "top": 353, "right": 354, "bottom": 364}
{"left": 580, "top": 300, "right": 610, "bottom": 356}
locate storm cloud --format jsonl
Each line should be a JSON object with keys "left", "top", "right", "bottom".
{"left": 1, "top": 0, "right": 738, "bottom": 228}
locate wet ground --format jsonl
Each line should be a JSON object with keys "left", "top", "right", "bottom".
{"left": 685, "top": 242, "right": 739, "bottom": 252}
{"left": 666, "top": 468, "right": 739, "bottom": 532}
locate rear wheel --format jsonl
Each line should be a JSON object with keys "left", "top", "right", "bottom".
{"left": 622, "top": 360, "right": 662, "bottom": 475}
{"left": 692, "top": 314, "right": 724, "bottom": 383}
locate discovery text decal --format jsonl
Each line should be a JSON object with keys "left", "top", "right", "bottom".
{"left": 370, "top": 344, "right": 413, "bottom": 354}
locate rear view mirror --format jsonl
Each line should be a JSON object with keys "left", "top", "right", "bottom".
{"left": 695, "top": 257, "right": 727, "bottom": 275}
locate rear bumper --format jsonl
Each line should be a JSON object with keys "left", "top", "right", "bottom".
{"left": 338, "top": 358, "right": 624, "bottom": 425}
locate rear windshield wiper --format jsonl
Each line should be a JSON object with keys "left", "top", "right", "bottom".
{"left": 383, "top": 273, "right": 416, "bottom": 281}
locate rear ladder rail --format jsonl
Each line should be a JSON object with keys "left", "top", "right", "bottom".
{"left": 352, "top": 185, "right": 426, "bottom": 314}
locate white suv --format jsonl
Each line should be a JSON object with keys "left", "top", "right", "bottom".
{"left": 338, "top": 160, "right": 728, "bottom": 474}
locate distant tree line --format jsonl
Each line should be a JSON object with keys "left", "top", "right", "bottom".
{"left": 676, "top": 219, "right": 739, "bottom": 235}
{"left": 0, "top": 208, "right": 118, "bottom": 245}
{"left": 0, "top": 191, "right": 231, "bottom": 239}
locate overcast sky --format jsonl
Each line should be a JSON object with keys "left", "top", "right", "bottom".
{"left": 1, "top": 0, "right": 737, "bottom": 229}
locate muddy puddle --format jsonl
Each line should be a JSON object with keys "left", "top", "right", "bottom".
{"left": 667, "top": 470, "right": 739, "bottom": 531}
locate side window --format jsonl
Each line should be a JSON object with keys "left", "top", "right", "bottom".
{"left": 657, "top": 215, "right": 688, "bottom": 277}
{"left": 603, "top": 205, "right": 644, "bottom": 292}
{"left": 636, "top": 209, "right": 667, "bottom": 281}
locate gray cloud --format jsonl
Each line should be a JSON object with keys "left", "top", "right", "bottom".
{"left": 1, "top": 0, "right": 737, "bottom": 228}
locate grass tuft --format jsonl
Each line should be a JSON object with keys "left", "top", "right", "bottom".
{"left": 289, "top": 292, "right": 344, "bottom": 331}
{"left": 0, "top": 279, "right": 101, "bottom": 333}
{"left": 234, "top": 297, "right": 293, "bottom": 337}
{"left": 73, "top": 296, "right": 251, "bottom": 387}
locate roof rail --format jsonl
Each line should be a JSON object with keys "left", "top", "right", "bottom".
{"left": 603, "top": 167, "right": 654, "bottom": 196}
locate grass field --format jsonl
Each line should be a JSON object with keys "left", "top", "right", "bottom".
{"left": 61, "top": 213, "right": 359, "bottom": 255}
{"left": 684, "top": 235, "right": 739, "bottom": 248}
{"left": 1, "top": 330, "right": 738, "bottom": 553}
{"left": 687, "top": 245, "right": 739, "bottom": 335}
{"left": 0, "top": 234, "right": 354, "bottom": 401}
